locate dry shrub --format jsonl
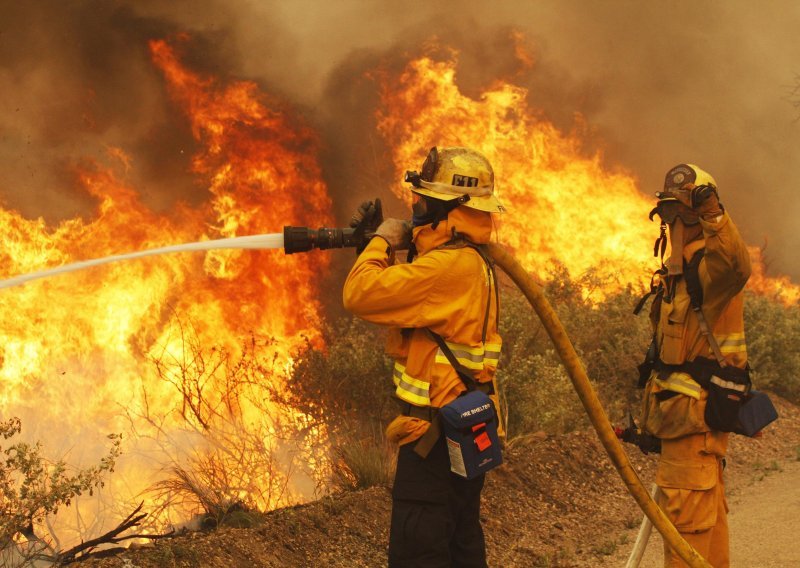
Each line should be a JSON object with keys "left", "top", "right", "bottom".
{"left": 139, "top": 319, "right": 315, "bottom": 527}
{"left": 329, "top": 426, "right": 396, "bottom": 492}
{"left": 286, "top": 318, "right": 397, "bottom": 491}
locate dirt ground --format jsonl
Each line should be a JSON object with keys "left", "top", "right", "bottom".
{"left": 77, "top": 395, "right": 799, "bottom": 568}
{"left": 602, "top": 459, "right": 800, "bottom": 567}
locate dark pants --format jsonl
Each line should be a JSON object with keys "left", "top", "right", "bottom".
{"left": 388, "top": 435, "right": 487, "bottom": 568}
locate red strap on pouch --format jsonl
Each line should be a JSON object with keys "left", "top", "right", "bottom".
{"left": 474, "top": 431, "right": 491, "bottom": 452}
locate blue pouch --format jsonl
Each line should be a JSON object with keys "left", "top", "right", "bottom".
{"left": 439, "top": 390, "right": 502, "bottom": 479}
{"left": 736, "top": 390, "right": 778, "bottom": 437}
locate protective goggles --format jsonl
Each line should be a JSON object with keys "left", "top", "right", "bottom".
{"left": 649, "top": 199, "right": 700, "bottom": 225}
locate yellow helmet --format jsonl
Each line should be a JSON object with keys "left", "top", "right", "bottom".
{"left": 661, "top": 163, "right": 717, "bottom": 195}
{"left": 651, "top": 163, "right": 718, "bottom": 225}
{"left": 404, "top": 147, "right": 506, "bottom": 213}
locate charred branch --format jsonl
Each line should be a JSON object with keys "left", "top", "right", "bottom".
{"left": 56, "top": 503, "right": 173, "bottom": 565}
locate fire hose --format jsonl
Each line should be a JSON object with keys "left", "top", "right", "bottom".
{"left": 285, "top": 228, "right": 710, "bottom": 567}
{"left": 484, "top": 243, "right": 709, "bottom": 568}
{"left": 0, "top": 226, "right": 710, "bottom": 566}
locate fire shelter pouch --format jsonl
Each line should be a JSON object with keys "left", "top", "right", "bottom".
{"left": 736, "top": 390, "right": 778, "bottom": 437}
{"left": 439, "top": 390, "right": 502, "bottom": 479}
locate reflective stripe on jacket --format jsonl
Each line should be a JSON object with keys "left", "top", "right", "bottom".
{"left": 343, "top": 206, "right": 502, "bottom": 446}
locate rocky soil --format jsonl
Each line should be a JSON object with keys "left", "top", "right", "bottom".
{"left": 77, "top": 396, "right": 799, "bottom": 568}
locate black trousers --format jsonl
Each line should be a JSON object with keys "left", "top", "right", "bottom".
{"left": 388, "top": 435, "right": 487, "bottom": 568}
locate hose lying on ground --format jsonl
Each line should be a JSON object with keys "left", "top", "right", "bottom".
{"left": 486, "top": 242, "right": 711, "bottom": 568}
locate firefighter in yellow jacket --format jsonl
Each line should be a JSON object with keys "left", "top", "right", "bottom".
{"left": 639, "top": 164, "right": 751, "bottom": 567}
{"left": 343, "top": 147, "right": 504, "bottom": 568}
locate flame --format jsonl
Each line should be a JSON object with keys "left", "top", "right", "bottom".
{"left": 374, "top": 48, "right": 800, "bottom": 304}
{"left": 748, "top": 246, "right": 800, "bottom": 304}
{"left": 0, "top": 36, "right": 332, "bottom": 541}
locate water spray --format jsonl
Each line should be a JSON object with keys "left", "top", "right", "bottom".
{"left": 0, "top": 226, "right": 364, "bottom": 289}
{"left": 0, "top": 225, "right": 709, "bottom": 566}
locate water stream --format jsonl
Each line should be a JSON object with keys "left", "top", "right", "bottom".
{"left": 0, "top": 233, "right": 285, "bottom": 290}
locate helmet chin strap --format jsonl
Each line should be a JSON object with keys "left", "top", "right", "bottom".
{"left": 412, "top": 194, "right": 472, "bottom": 230}
{"left": 667, "top": 219, "right": 685, "bottom": 275}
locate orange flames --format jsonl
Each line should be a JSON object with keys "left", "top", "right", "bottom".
{"left": 0, "top": 37, "right": 333, "bottom": 540}
{"left": 374, "top": 49, "right": 800, "bottom": 305}
{"left": 748, "top": 247, "right": 800, "bottom": 304}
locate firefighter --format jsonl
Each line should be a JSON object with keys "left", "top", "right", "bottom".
{"left": 638, "top": 164, "right": 751, "bottom": 567}
{"left": 343, "top": 146, "right": 505, "bottom": 568}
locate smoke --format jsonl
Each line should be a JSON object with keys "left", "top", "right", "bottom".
{"left": 1, "top": 0, "right": 799, "bottom": 276}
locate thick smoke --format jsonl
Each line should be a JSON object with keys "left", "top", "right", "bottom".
{"left": 1, "top": 0, "right": 799, "bottom": 277}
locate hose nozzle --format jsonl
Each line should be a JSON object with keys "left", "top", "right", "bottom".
{"left": 283, "top": 226, "right": 361, "bottom": 254}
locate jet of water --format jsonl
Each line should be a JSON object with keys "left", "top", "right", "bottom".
{"left": 0, "top": 233, "right": 285, "bottom": 290}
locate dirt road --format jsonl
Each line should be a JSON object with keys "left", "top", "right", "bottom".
{"left": 605, "top": 459, "right": 800, "bottom": 567}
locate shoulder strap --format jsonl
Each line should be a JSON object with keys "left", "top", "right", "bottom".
{"left": 427, "top": 329, "right": 479, "bottom": 390}
{"left": 684, "top": 248, "right": 705, "bottom": 309}
{"left": 682, "top": 248, "right": 728, "bottom": 367}
{"left": 471, "top": 243, "right": 500, "bottom": 339}
{"left": 634, "top": 267, "right": 666, "bottom": 316}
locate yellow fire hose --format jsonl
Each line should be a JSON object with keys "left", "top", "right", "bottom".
{"left": 486, "top": 243, "right": 712, "bottom": 568}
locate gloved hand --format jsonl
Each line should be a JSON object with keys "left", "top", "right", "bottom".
{"left": 349, "top": 199, "right": 383, "bottom": 235}
{"left": 374, "top": 218, "right": 412, "bottom": 250}
{"left": 350, "top": 199, "right": 384, "bottom": 254}
{"left": 674, "top": 184, "right": 723, "bottom": 220}
{"left": 692, "top": 184, "right": 723, "bottom": 219}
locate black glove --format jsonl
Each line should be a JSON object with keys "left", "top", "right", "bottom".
{"left": 691, "top": 184, "right": 724, "bottom": 219}
{"left": 349, "top": 199, "right": 383, "bottom": 254}
{"left": 349, "top": 199, "right": 383, "bottom": 233}
{"left": 619, "top": 426, "right": 662, "bottom": 455}
{"left": 614, "top": 413, "right": 661, "bottom": 455}
{"left": 690, "top": 184, "right": 718, "bottom": 208}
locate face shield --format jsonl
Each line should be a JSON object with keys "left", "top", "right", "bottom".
{"left": 648, "top": 198, "right": 700, "bottom": 226}
{"left": 649, "top": 198, "right": 700, "bottom": 276}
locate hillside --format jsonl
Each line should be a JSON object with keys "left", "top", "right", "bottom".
{"left": 78, "top": 396, "right": 799, "bottom": 568}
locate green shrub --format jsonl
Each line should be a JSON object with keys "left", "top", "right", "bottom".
{"left": 287, "top": 318, "right": 396, "bottom": 429}
{"left": 497, "top": 266, "right": 650, "bottom": 438}
{"left": 0, "top": 417, "right": 121, "bottom": 557}
{"left": 744, "top": 291, "right": 800, "bottom": 402}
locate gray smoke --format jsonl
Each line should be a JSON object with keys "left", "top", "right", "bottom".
{"left": 1, "top": 0, "right": 799, "bottom": 277}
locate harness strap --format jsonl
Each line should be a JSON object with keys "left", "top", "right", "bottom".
{"left": 471, "top": 244, "right": 497, "bottom": 343}
{"left": 654, "top": 356, "right": 750, "bottom": 391}
{"left": 428, "top": 330, "right": 481, "bottom": 391}
{"left": 694, "top": 308, "right": 728, "bottom": 367}
{"left": 683, "top": 249, "right": 728, "bottom": 367}
{"left": 634, "top": 268, "right": 666, "bottom": 316}
{"left": 412, "top": 330, "right": 496, "bottom": 458}
{"left": 400, "top": 402, "right": 438, "bottom": 422}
